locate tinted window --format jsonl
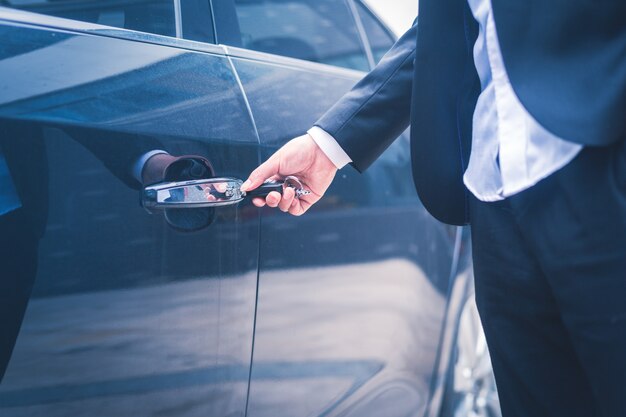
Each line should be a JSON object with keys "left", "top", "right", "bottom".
{"left": 1, "top": 0, "right": 177, "bottom": 37}
{"left": 232, "top": 0, "right": 369, "bottom": 71}
{"left": 355, "top": 2, "right": 394, "bottom": 64}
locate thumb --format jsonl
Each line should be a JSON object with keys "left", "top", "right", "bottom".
{"left": 241, "top": 154, "right": 280, "bottom": 192}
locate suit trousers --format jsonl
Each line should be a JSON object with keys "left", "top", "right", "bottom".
{"left": 470, "top": 139, "right": 626, "bottom": 417}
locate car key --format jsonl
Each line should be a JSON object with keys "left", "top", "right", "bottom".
{"left": 242, "top": 176, "right": 312, "bottom": 199}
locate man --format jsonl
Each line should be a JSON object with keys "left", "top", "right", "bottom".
{"left": 240, "top": 0, "right": 626, "bottom": 416}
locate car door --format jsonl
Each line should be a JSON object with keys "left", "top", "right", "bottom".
{"left": 0, "top": 3, "right": 259, "bottom": 416}
{"left": 211, "top": 1, "right": 461, "bottom": 416}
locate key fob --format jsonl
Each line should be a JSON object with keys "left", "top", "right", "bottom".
{"left": 244, "top": 180, "right": 284, "bottom": 198}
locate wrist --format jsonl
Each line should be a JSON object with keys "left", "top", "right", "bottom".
{"left": 306, "top": 134, "right": 337, "bottom": 173}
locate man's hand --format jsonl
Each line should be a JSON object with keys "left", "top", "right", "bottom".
{"left": 241, "top": 134, "right": 337, "bottom": 216}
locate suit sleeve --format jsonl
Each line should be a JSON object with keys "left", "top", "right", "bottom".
{"left": 314, "top": 18, "right": 417, "bottom": 173}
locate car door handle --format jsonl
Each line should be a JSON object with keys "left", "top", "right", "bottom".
{"left": 142, "top": 176, "right": 309, "bottom": 210}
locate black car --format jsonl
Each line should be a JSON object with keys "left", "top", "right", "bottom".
{"left": 0, "top": 1, "right": 499, "bottom": 416}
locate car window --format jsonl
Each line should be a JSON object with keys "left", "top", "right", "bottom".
{"left": 0, "top": 0, "right": 178, "bottom": 37}
{"left": 355, "top": 2, "right": 395, "bottom": 64}
{"left": 231, "top": 0, "right": 369, "bottom": 71}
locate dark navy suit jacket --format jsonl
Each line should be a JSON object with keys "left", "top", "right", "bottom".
{"left": 316, "top": 0, "right": 626, "bottom": 225}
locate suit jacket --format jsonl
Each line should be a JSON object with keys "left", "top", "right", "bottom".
{"left": 316, "top": 0, "right": 626, "bottom": 225}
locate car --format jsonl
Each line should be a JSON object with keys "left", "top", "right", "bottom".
{"left": 0, "top": 1, "right": 499, "bottom": 416}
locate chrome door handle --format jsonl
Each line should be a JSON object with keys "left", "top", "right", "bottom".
{"left": 142, "top": 176, "right": 309, "bottom": 210}
{"left": 143, "top": 177, "right": 260, "bottom": 210}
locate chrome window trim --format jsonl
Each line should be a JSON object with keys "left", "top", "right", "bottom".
{"left": 221, "top": 44, "right": 366, "bottom": 80}
{"left": 173, "top": 0, "right": 182, "bottom": 37}
{"left": 0, "top": 6, "right": 225, "bottom": 56}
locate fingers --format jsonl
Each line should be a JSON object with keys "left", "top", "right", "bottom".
{"left": 288, "top": 196, "right": 313, "bottom": 216}
{"left": 287, "top": 197, "right": 303, "bottom": 216}
{"left": 241, "top": 155, "right": 279, "bottom": 192}
{"left": 278, "top": 187, "right": 295, "bottom": 212}
{"left": 251, "top": 188, "right": 298, "bottom": 213}
{"left": 264, "top": 191, "right": 282, "bottom": 208}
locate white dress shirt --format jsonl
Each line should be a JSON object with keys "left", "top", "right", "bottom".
{"left": 309, "top": 0, "right": 582, "bottom": 202}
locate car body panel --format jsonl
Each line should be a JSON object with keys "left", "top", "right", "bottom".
{"left": 0, "top": 11, "right": 260, "bottom": 417}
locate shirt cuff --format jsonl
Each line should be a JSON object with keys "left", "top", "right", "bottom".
{"left": 133, "top": 150, "right": 168, "bottom": 183}
{"left": 307, "top": 126, "right": 352, "bottom": 169}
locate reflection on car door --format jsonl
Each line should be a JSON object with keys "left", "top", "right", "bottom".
{"left": 0, "top": 6, "right": 259, "bottom": 417}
